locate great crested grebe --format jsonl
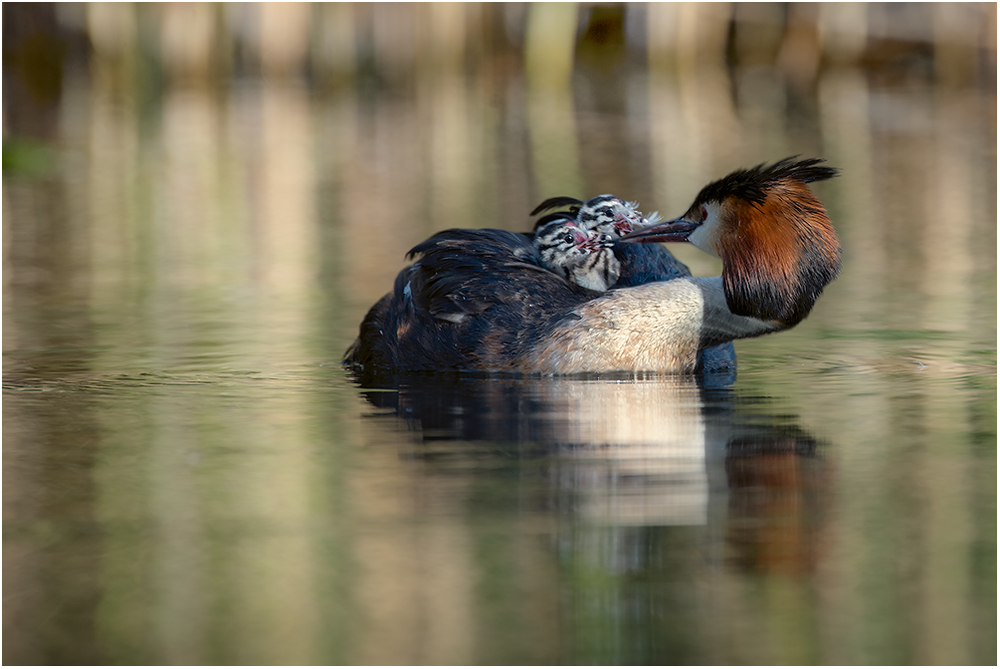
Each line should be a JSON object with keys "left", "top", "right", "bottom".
{"left": 345, "top": 158, "right": 840, "bottom": 375}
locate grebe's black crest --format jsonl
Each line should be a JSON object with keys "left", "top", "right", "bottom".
{"left": 694, "top": 157, "right": 838, "bottom": 208}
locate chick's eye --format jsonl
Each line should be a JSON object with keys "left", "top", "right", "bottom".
{"left": 562, "top": 233, "right": 575, "bottom": 244}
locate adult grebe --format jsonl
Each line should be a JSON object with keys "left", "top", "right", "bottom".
{"left": 345, "top": 158, "right": 840, "bottom": 374}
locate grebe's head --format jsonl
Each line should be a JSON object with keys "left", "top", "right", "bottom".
{"left": 535, "top": 216, "right": 611, "bottom": 272}
{"left": 576, "top": 195, "right": 657, "bottom": 237}
{"left": 621, "top": 158, "right": 842, "bottom": 326}
{"left": 531, "top": 194, "right": 658, "bottom": 237}
{"left": 535, "top": 216, "right": 619, "bottom": 291}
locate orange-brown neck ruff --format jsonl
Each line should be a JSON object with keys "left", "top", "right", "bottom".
{"left": 718, "top": 180, "right": 841, "bottom": 327}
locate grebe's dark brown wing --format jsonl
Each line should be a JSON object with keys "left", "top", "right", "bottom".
{"left": 345, "top": 228, "right": 595, "bottom": 372}
{"left": 345, "top": 227, "right": 735, "bottom": 374}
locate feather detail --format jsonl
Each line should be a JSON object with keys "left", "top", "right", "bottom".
{"left": 710, "top": 163, "right": 841, "bottom": 326}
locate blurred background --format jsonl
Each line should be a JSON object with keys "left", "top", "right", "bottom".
{"left": 3, "top": 3, "right": 996, "bottom": 665}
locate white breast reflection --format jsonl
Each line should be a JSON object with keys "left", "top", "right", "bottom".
{"left": 535, "top": 378, "right": 709, "bottom": 527}
{"left": 353, "top": 372, "right": 818, "bottom": 533}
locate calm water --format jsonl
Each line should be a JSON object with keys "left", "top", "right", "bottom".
{"left": 4, "top": 6, "right": 997, "bottom": 664}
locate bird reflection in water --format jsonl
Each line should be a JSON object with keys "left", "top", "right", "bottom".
{"left": 351, "top": 370, "right": 831, "bottom": 576}
{"left": 724, "top": 433, "right": 831, "bottom": 575}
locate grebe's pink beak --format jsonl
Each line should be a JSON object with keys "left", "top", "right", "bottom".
{"left": 618, "top": 217, "right": 698, "bottom": 243}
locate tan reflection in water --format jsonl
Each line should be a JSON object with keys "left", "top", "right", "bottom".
{"left": 646, "top": 3, "right": 743, "bottom": 276}
{"left": 818, "top": 67, "right": 880, "bottom": 325}
{"left": 77, "top": 75, "right": 323, "bottom": 662}
{"left": 337, "top": 94, "right": 428, "bottom": 311}
{"left": 540, "top": 378, "right": 709, "bottom": 527}
{"left": 349, "top": 374, "right": 836, "bottom": 662}
{"left": 346, "top": 377, "right": 722, "bottom": 663}
{"left": 423, "top": 62, "right": 478, "bottom": 233}
{"left": 235, "top": 80, "right": 320, "bottom": 663}
{"left": 921, "top": 93, "right": 978, "bottom": 336}
{"left": 525, "top": 2, "right": 584, "bottom": 198}
{"left": 346, "top": 399, "right": 562, "bottom": 665}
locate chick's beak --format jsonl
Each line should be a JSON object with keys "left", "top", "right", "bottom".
{"left": 580, "top": 233, "right": 613, "bottom": 251}
{"left": 619, "top": 217, "right": 698, "bottom": 243}
{"left": 613, "top": 213, "right": 640, "bottom": 235}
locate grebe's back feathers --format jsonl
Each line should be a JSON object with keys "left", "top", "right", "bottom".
{"left": 346, "top": 225, "right": 736, "bottom": 373}
{"left": 347, "top": 227, "right": 602, "bottom": 371}
{"left": 405, "top": 228, "right": 563, "bottom": 320}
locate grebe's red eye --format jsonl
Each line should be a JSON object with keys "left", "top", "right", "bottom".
{"left": 700, "top": 205, "right": 708, "bottom": 222}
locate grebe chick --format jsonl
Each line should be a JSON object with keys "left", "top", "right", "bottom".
{"left": 534, "top": 216, "right": 620, "bottom": 292}
{"left": 531, "top": 194, "right": 690, "bottom": 287}
{"left": 531, "top": 194, "right": 658, "bottom": 237}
